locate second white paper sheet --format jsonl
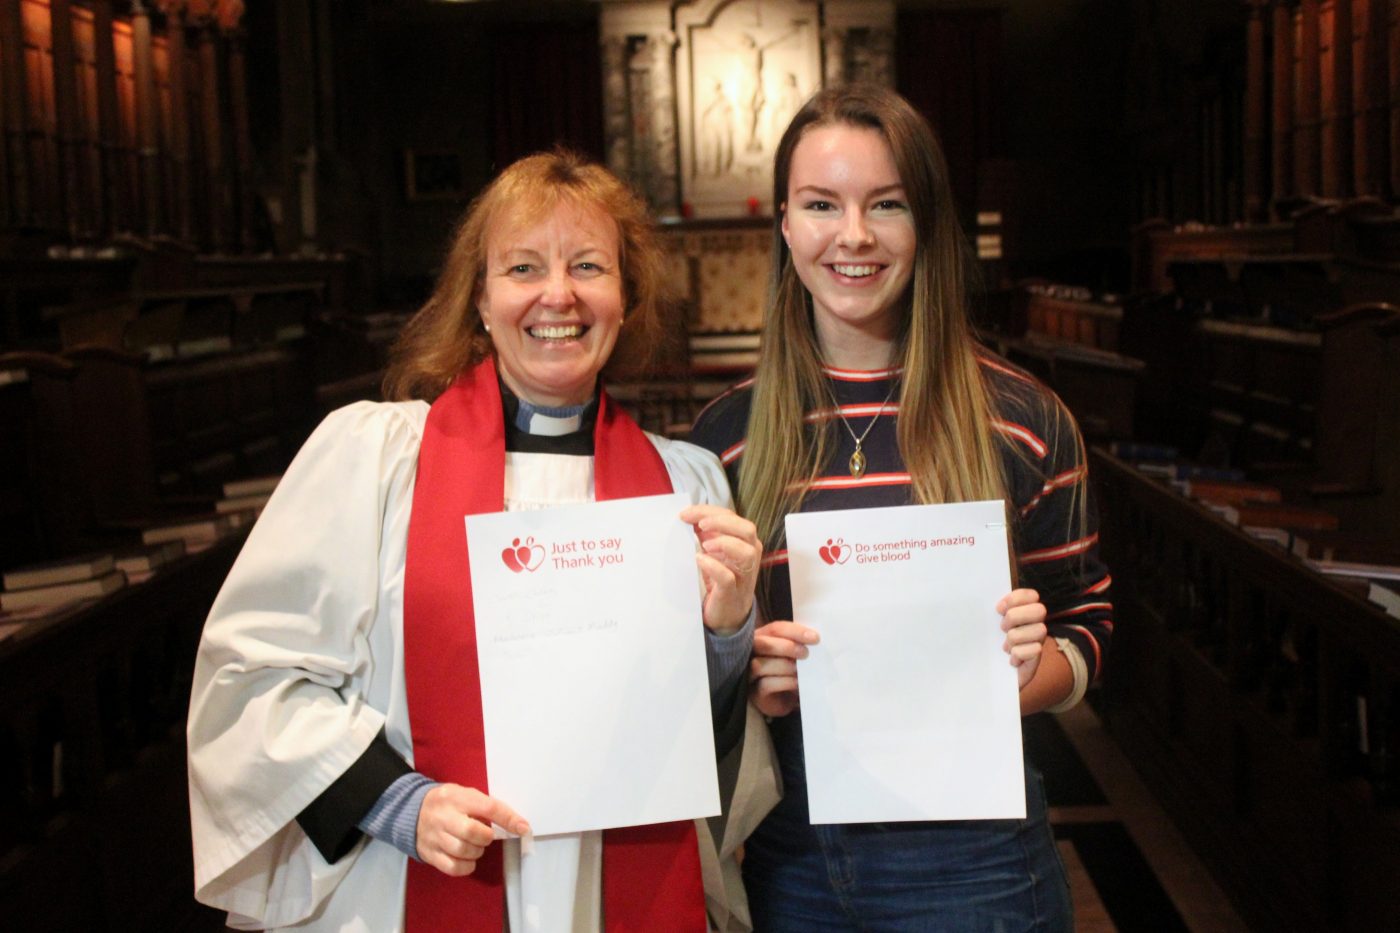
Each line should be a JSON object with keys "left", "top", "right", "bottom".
{"left": 786, "top": 500, "right": 1025, "bottom": 824}
{"left": 467, "top": 492, "right": 719, "bottom": 836}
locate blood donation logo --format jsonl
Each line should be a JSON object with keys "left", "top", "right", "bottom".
{"left": 501, "top": 536, "right": 546, "bottom": 573}
{"left": 818, "top": 537, "right": 850, "bottom": 566}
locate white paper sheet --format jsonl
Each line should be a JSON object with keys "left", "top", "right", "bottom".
{"left": 466, "top": 492, "right": 720, "bottom": 836}
{"left": 785, "top": 499, "right": 1025, "bottom": 823}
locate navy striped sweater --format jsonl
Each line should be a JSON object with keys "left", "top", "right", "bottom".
{"left": 690, "top": 354, "right": 1113, "bottom": 685}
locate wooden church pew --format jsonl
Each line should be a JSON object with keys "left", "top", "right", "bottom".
{"left": 1313, "top": 305, "right": 1400, "bottom": 497}
{"left": 0, "top": 533, "right": 245, "bottom": 932}
{"left": 1195, "top": 318, "right": 1320, "bottom": 469}
{"left": 0, "top": 354, "right": 87, "bottom": 566}
{"left": 1093, "top": 448, "right": 1400, "bottom": 933}
{"left": 1022, "top": 286, "right": 1123, "bottom": 352}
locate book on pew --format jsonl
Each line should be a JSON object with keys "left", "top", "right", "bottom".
{"left": 3, "top": 553, "right": 115, "bottom": 591}
{"left": 1226, "top": 503, "right": 1340, "bottom": 532}
{"left": 1173, "top": 464, "right": 1247, "bottom": 482}
{"left": 1369, "top": 582, "right": 1400, "bottom": 619}
{"left": 223, "top": 509, "right": 260, "bottom": 529}
{"left": 1287, "top": 531, "right": 1400, "bottom": 565}
{"left": 1304, "top": 559, "right": 1400, "bottom": 583}
{"left": 1108, "top": 441, "right": 1179, "bottom": 462}
{"left": 216, "top": 492, "right": 272, "bottom": 515}
{"left": 1136, "top": 462, "right": 1247, "bottom": 483}
{"left": 0, "top": 599, "right": 80, "bottom": 626}
{"left": 113, "top": 540, "right": 186, "bottom": 583}
{"left": 222, "top": 475, "right": 281, "bottom": 499}
{"left": 141, "top": 514, "right": 235, "bottom": 551}
{"left": 1134, "top": 462, "right": 1177, "bottom": 480}
{"left": 1243, "top": 525, "right": 1293, "bottom": 549}
{"left": 1183, "top": 479, "right": 1283, "bottom": 506}
{"left": 1201, "top": 501, "right": 1240, "bottom": 525}
{"left": 0, "top": 569, "right": 126, "bottom": 612}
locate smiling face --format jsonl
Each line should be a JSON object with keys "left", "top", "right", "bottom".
{"left": 476, "top": 200, "right": 625, "bottom": 408}
{"left": 781, "top": 124, "right": 916, "bottom": 367}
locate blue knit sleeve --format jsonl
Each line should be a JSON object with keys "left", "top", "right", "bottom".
{"left": 357, "top": 772, "right": 439, "bottom": 861}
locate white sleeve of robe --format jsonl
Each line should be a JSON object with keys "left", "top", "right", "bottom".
{"left": 188, "top": 400, "right": 429, "bottom": 931}
{"left": 187, "top": 405, "right": 758, "bottom": 932}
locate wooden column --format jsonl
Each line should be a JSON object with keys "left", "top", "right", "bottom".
{"left": 1272, "top": 0, "right": 1296, "bottom": 207}
{"left": 312, "top": 0, "right": 334, "bottom": 155}
{"left": 1391, "top": 0, "right": 1400, "bottom": 194}
{"left": 1321, "top": 0, "right": 1354, "bottom": 196}
{"left": 0, "top": 0, "right": 10, "bottom": 222}
{"left": 277, "top": 0, "right": 315, "bottom": 254}
{"left": 49, "top": 0, "right": 86, "bottom": 235}
{"left": 155, "top": 2, "right": 192, "bottom": 242}
{"left": 196, "top": 18, "right": 227, "bottom": 250}
{"left": 1352, "top": 0, "right": 1388, "bottom": 194}
{"left": 1246, "top": 1, "right": 1270, "bottom": 220}
{"left": 1296, "top": 0, "right": 1323, "bottom": 198}
{"left": 225, "top": 25, "right": 253, "bottom": 253}
{"left": 131, "top": 1, "right": 162, "bottom": 234}
{"left": 0, "top": 0, "right": 28, "bottom": 224}
{"left": 90, "top": 0, "right": 119, "bottom": 235}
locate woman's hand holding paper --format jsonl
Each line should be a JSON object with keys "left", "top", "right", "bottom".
{"left": 749, "top": 620, "right": 819, "bottom": 717}
{"left": 415, "top": 784, "right": 529, "bottom": 877}
{"left": 681, "top": 504, "right": 762, "bottom": 634}
{"left": 997, "top": 589, "right": 1049, "bottom": 691}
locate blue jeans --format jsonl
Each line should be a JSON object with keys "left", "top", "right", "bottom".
{"left": 743, "top": 719, "right": 1072, "bottom": 932}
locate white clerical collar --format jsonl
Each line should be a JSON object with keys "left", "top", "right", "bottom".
{"left": 514, "top": 398, "right": 588, "bottom": 436}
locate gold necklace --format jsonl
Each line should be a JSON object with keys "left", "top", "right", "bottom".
{"left": 835, "top": 380, "right": 898, "bottom": 478}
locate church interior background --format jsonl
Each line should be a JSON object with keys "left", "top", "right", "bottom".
{"left": 4, "top": 1, "right": 1400, "bottom": 930}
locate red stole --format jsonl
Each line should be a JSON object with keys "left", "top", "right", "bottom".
{"left": 402, "top": 358, "right": 707, "bottom": 931}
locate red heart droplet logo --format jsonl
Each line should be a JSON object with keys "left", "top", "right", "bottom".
{"left": 502, "top": 538, "right": 525, "bottom": 573}
{"left": 501, "top": 537, "right": 544, "bottom": 573}
{"left": 818, "top": 537, "right": 849, "bottom": 566}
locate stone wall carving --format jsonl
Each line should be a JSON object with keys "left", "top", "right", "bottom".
{"left": 674, "top": 0, "right": 821, "bottom": 218}
{"left": 601, "top": 0, "right": 894, "bottom": 221}
{"left": 600, "top": 0, "right": 892, "bottom": 340}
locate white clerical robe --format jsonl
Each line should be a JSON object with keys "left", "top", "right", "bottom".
{"left": 187, "top": 401, "right": 779, "bottom": 932}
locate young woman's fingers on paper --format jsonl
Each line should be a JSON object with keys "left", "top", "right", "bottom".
{"left": 996, "top": 589, "right": 1048, "bottom": 688}
{"left": 750, "top": 620, "right": 818, "bottom": 716}
{"left": 754, "top": 620, "right": 819, "bottom": 658}
{"left": 750, "top": 670, "right": 801, "bottom": 718}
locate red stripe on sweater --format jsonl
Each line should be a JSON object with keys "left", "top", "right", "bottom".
{"left": 1019, "top": 533, "right": 1098, "bottom": 565}
{"left": 792, "top": 472, "right": 913, "bottom": 492}
{"left": 1047, "top": 601, "right": 1113, "bottom": 621}
{"left": 1019, "top": 466, "right": 1086, "bottom": 516}
{"left": 993, "top": 420, "right": 1048, "bottom": 457}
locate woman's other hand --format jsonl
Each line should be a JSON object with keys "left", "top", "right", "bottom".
{"left": 416, "top": 784, "right": 529, "bottom": 877}
{"left": 998, "top": 588, "right": 1049, "bottom": 691}
{"left": 751, "top": 620, "right": 818, "bottom": 717}
{"left": 681, "top": 504, "right": 762, "bottom": 634}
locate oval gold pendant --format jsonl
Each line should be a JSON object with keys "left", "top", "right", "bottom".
{"left": 849, "top": 449, "right": 867, "bottom": 478}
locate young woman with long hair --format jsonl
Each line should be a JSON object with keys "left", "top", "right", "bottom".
{"left": 691, "top": 85, "right": 1113, "bottom": 930}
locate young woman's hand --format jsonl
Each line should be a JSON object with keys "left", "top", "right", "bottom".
{"left": 416, "top": 784, "right": 529, "bottom": 877}
{"left": 750, "top": 620, "right": 819, "bottom": 717}
{"left": 997, "top": 588, "right": 1049, "bottom": 691}
{"left": 680, "top": 504, "right": 762, "bottom": 634}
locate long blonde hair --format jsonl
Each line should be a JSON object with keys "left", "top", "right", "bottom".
{"left": 739, "top": 85, "right": 1009, "bottom": 570}
{"left": 383, "top": 149, "right": 665, "bottom": 402}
